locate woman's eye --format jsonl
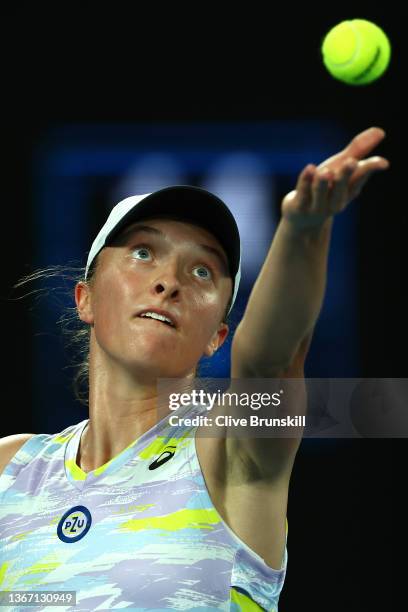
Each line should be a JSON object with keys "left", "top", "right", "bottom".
{"left": 193, "top": 265, "right": 212, "bottom": 280}
{"left": 132, "top": 246, "right": 152, "bottom": 260}
{"left": 131, "top": 247, "right": 213, "bottom": 280}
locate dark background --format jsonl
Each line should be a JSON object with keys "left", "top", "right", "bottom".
{"left": 1, "top": 7, "right": 401, "bottom": 611}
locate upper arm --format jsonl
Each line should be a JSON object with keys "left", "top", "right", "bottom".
{"left": 231, "top": 327, "right": 313, "bottom": 379}
{"left": 0, "top": 434, "right": 35, "bottom": 476}
{"left": 226, "top": 329, "right": 314, "bottom": 483}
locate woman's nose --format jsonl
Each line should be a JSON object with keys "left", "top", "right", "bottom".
{"left": 153, "top": 278, "right": 180, "bottom": 298}
{"left": 152, "top": 262, "right": 182, "bottom": 297}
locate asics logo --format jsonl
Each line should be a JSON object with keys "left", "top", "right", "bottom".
{"left": 148, "top": 446, "right": 176, "bottom": 470}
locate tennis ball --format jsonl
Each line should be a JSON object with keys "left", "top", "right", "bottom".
{"left": 321, "top": 19, "right": 391, "bottom": 85}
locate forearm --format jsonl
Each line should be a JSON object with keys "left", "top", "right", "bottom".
{"left": 233, "top": 216, "right": 334, "bottom": 370}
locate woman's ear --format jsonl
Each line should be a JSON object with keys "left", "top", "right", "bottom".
{"left": 203, "top": 323, "right": 229, "bottom": 358}
{"left": 75, "top": 281, "right": 94, "bottom": 325}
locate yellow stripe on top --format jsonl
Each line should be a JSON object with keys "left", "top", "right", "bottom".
{"left": 54, "top": 432, "right": 75, "bottom": 444}
{"left": 0, "top": 562, "right": 9, "bottom": 586}
{"left": 118, "top": 508, "right": 221, "bottom": 533}
{"left": 230, "top": 586, "right": 276, "bottom": 611}
{"left": 138, "top": 431, "right": 192, "bottom": 460}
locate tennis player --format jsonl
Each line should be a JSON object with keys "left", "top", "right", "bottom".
{"left": 0, "top": 127, "right": 389, "bottom": 611}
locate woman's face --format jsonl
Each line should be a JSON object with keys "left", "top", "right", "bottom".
{"left": 75, "top": 216, "right": 233, "bottom": 379}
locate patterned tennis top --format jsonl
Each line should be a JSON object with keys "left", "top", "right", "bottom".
{"left": 0, "top": 401, "right": 288, "bottom": 611}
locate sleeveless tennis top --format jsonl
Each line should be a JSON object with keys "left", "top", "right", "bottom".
{"left": 0, "top": 402, "right": 288, "bottom": 611}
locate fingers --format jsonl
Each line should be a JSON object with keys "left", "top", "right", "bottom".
{"left": 296, "top": 164, "right": 317, "bottom": 212}
{"left": 316, "top": 127, "right": 387, "bottom": 172}
{"left": 352, "top": 156, "right": 390, "bottom": 176}
{"left": 310, "top": 166, "right": 334, "bottom": 215}
{"left": 344, "top": 127, "right": 386, "bottom": 160}
{"left": 294, "top": 150, "right": 390, "bottom": 220}
{"left": 296, "top": 164, "right": 335, "bottom": 219}
{"left": 317, "top": 159, "right": 357, "bottom": 214}
{"left": 298, "top": 164, "right": 339, "bottom": 214}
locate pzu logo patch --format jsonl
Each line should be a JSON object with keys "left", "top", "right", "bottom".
{"left": 57, "top": 505, "right": 92, "bottom": 543}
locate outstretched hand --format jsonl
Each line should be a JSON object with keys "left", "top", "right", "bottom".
{"left": 281, "top": 127, "right": 390, "bottom": 230}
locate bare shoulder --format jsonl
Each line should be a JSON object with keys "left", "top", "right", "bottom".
{"left": 0, "top": 433, "right": 36, "bottom": 476}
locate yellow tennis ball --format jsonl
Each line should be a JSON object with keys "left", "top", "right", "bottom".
{"left": 321, "top": 19, "right": 391, "bottom": 85}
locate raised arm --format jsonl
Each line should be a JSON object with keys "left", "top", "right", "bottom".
{"left": 228, "top": 127, "right": 390, "bottom": 481}
{"left": 232, "top": 126, "right": 390, "bottom": 375}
